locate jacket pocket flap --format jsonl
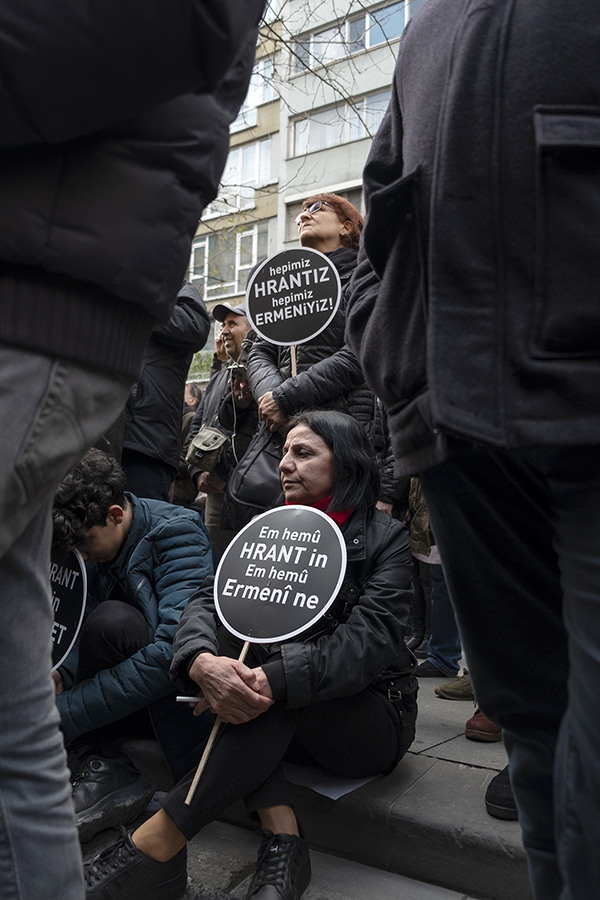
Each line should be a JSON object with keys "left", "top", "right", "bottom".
{"left": 364, "top": 168, "right": 420, "bottom": 280}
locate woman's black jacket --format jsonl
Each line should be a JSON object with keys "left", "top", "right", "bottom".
{"left": 170, "top": 506, "right": 417, "bottom": 707}
{"left": 246, "top": 247, "right": 399, "bottom": 502}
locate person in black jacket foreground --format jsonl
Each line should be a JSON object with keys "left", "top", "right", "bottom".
{"left": 0, "top": 4, "right": 264, "bottom": 897}
{"left": 345, "top": 2, "right": 600, "bottom": 897}
{"left": 83, "top": 411, "right": 418, "bottom": 900}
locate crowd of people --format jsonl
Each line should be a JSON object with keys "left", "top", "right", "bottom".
{"left": 47, "top": 184, "right": 518, "bottom": 900}
{"left": 0, "top": 3, "right": 596, "bottom": 900}
{"left": 48, "top": 191, "right": 427, "bottom": 900}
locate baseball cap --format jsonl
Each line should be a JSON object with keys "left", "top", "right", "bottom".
{"left": 212, "top": 303, "right": 247, "bottom": 322}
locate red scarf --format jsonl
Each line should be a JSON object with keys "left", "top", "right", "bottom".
{"left": 286, "top": 495, "right": 354, "bottom": 527}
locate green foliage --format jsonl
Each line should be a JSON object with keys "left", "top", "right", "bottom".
{"left": 188, "top": 350, "right": 213, "bottom": 380}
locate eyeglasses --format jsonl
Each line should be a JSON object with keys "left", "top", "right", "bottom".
{"left": 295, "top": 200, "right": 335, "bottom": 226}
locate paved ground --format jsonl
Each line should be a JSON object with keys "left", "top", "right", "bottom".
{"left": 83, "top": 664, "right": 532, "bottom": 900}
{"left": 182, "top": 820, "right": 484, "bottom": 900}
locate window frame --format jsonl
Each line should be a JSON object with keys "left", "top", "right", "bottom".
{"left": 291, "top": 89, "right": 392, "bottom": 157}
{"left": 188, "top": 222, "right": 269, "bottom": 301}
{"left": 203, "top": 137, "right": 273, "bottom": 219}
{"left": 292, "top": 0, "right": 426, "bottom": 74}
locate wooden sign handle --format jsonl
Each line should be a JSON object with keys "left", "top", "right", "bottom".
{"left": 290, "top": 344, "right": 297, "bottom": 377}
{"left": 184, "top": 640, "right": 250, "bottom": 806}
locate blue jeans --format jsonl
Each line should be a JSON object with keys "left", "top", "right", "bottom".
{"left": 0, "top": 345, "right": 131, "bottom": 900}
{"left": 427, "top": 563, "right": 462, "bottom": 676}
{"left": 422, "top": 444, "right": 600, "bottom": 900}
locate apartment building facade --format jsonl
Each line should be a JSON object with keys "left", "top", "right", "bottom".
{"left": 188, "top": 0, "right": 427, "bottom": 358}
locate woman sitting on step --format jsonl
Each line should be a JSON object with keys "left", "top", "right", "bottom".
{"left": 84, "top": 410, "right": 418, "bottom": 900}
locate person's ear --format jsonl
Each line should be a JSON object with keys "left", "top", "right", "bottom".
{"left": 107, "top": 505, "right": 125, "bottom": 526}
{"left": 340, "top": 221, "right": 351, "bottom": 236}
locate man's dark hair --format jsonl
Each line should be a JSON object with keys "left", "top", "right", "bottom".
{"left": 53, "top": 448, "right": 127, "bottom": 552}
{"left": 187, "top": 382, "right": 203, "bottom": 402}
{"left": 285, "top": 410, "right": 379, "bottom": 513}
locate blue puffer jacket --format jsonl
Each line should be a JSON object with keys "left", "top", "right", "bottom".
{"left": 56, "top": 494, "right": 215, "bottom": 740}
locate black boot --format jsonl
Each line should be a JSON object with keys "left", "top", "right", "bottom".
{"left": 246, "top": 830, "right": 311, "bottom": 900}
{"left": 412, "top": 635, "right": 431, "bottom": 658}
{"left": 485, "top": 766, "right": 518, "bottom": 820}
{"left": 84, "top": 828, "right": 187, "bottom": 899}
{"left": 72, "top": 749, "right": 155, "bottom": 843}
{"left": 406, "top": 632, "right": 424, "bottom": 652}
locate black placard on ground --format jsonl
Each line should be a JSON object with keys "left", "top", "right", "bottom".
{"left": 246, "top": 248, "right": 341, "bottom": 346}
{"left": 214, "top": 506, "right": 347, "bottom": 643}
{"left": 50, "top": 549, "right": 87, "bottom": 671}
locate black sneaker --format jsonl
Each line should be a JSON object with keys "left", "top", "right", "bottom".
{"left": 246, "top": 830, "right": 311, "bottom": 900}
{"left": 84, "top": 828, "right": 187, "bottom": 899}
{"left": 485, "top": 766, "right": 519, "bottom": 820}
{"left": 72, "top": 751, "right": 155, "bottom": 843}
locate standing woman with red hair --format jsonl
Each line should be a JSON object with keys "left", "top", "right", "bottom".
{"left": 245, "top": 193, "right": 396, "bottom": 513}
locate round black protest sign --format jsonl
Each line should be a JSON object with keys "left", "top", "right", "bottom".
{"left": 246, "top": 248, "right": 342, "bottom": 346}
{"left": 50, "top": 549, "right": 87, "bottom": 671}
{"left": 214, "top": 506, "right": 347, "bottom": 643}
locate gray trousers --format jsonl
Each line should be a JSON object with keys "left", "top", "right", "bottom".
{"left": 0, "top": 344, "right": 132, "bottom": 900}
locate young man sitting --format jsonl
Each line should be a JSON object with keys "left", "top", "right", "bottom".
{"left": 52, "top": 448, "right": 215, "bottom": 841}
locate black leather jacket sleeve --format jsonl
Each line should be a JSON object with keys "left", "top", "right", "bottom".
{"left": 169, "top": 509, "right": 414, "bottom": 706}
{"left": 274, "top": 345, "right": 366, "bottom": 417}
{"left": 279, "top": 512, "right": 413, "bottom": 707}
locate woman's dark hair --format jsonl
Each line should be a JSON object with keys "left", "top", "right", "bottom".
{"left": 53, "top": 448, "right": 127, "bottom": 552}
{"left": 286, "top": 410, "right": 379, "bottom": 513}
{"left": 301, "top": 192, "right": 363, "bottom": 252}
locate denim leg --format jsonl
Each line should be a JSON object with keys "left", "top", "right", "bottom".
{"left": 0, "top": 344, "right": 132, "bottom": 900}
{"left": 422, "top": 447, "right": 567, "bottom": 900}
{"left": 427, "top": 563, "right": 462, "bottom": 676}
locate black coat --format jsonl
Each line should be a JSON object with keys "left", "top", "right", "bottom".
{"left": 247, "top": 248, "right": 401, "bottom": 502}
{"left": 170, "top": 506, "right": 417, "bottom": 707}
{"left": 123, "top": 281, "right": 210, "bottom": 470}
{"left": 247, "top": 248, "right": 371, "bottom": 422}
{"left": 346, "top": 0, "right": 600, "bottom": 476}
{"left": 0, "top": 0, "right": 264, "bottom": 378}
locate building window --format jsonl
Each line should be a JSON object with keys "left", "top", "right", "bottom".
{"left": 293, "top": 0, "right": 418, "bottom": 73}
{"left": 204, "top": 138, "right": 272, "bottom": 218}
{"left": 189, "top": 222, "right": 269, "bottom": 300}
{"left": 231, "top": 57, "right": 275, "bottom": 133}
{"left": 286, "top": 188, "right": 363, "bottom": 241}
{"left": 292, "top": 91, "right": 391, "bottom": 156}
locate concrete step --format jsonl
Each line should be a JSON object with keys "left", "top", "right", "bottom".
{"left": 182, "top": 820, "right": 484, "bottom": 900}
{"left": 111, "top": 672, "right": 532, "bottom": 900}
{"left": 220, "top": 753, "right": 530, "bottom": 900}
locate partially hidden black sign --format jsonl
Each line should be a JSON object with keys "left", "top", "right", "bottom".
{"left": 246, "top": 247, "right": 341, "bottom": 346}
{"left": 215, "top": 506, "right": 347, "bottom": 643}
{"left": 50, "top": 549, "right": 87, "bottom": 671}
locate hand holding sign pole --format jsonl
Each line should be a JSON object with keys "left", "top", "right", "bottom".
{"left": 184, "top": 505, "right": 347, "bottom": 805}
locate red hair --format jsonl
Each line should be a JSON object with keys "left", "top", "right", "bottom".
{"left": 301, "top": 192, "right": 363, "bottom": 251}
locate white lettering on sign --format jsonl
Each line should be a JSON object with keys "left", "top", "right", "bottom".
{"left": 221, "top": 578, "right": 321, "bottom": 610}
{"left": 254, "top": 298, "right": 334, "bottom": 327}
{"left": 51, "top": 621, "right": 68, "bottom": 644}
{"left": 239, "top": 542, "right": 309, "bottom": 565}
{"left": 49, "top": 563, "right": 81, "bottom": 591}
